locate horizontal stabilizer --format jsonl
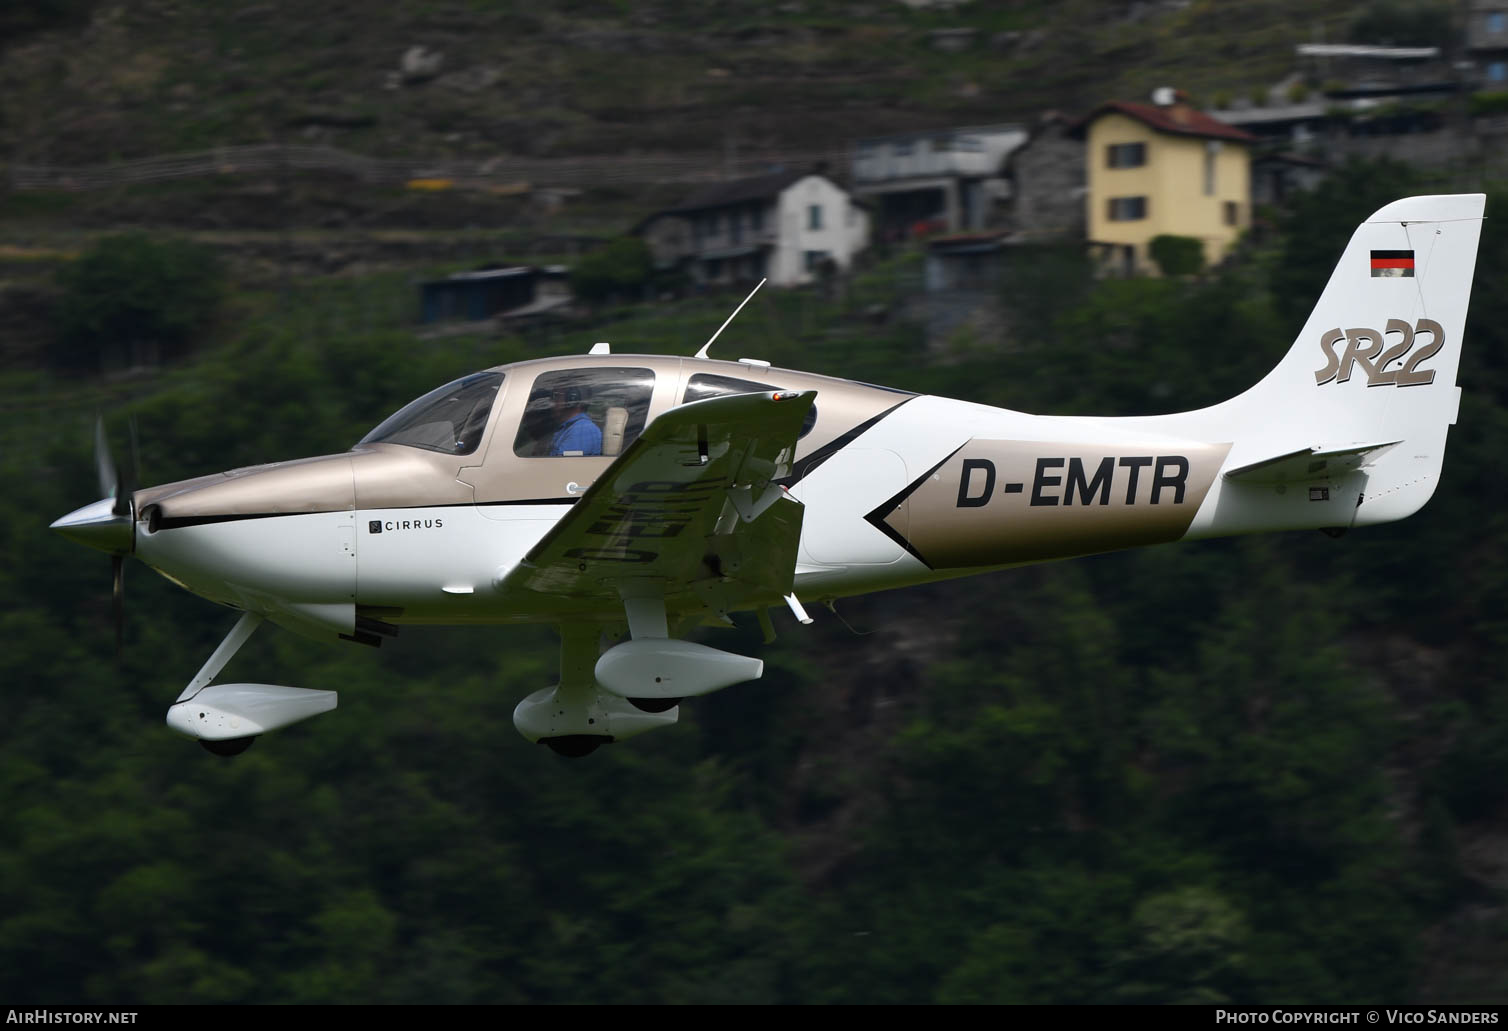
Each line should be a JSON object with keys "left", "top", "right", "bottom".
{"left": 1223, "top": 441, "right": 1400, "bottom": 484}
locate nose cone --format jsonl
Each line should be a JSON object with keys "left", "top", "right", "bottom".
{"left": 51, "top": 497, "right": 134, "bottom": 555}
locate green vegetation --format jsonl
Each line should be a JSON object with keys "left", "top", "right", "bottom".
{"left": 0, "top": 0, "right": 96, "bottom": 42}
{"left": 1149, "top": 234, "right": 1206, "bottom": 277}
{"left": 54, "top": 232, "right": 225, "bottom": 371}
{"left": 568, "top": 236, "right": 654, "bottom": 304}
{"left": 1348, "top": 0, "right": 1455, "bottom": 49}
{"left": 0, "top": 0, "right": 1370, "bottom": 164}
{"left": 1471, "top": 92, "right": 1508, "bottom": 118}
{"left": 3, "top": 160, "right": 1508, "bottom": 1003}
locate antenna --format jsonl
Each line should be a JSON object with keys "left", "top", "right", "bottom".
{"left": 694, "top": 278, "right": 765, "bottom": 360}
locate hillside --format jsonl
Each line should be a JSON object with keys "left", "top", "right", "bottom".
{"left": 6, "top": 0, "right": 1508, "bottom": 1008}
{"left": 2, "top": 0, "right": 1367, "bottom": 166}
{"left": 3, "top": 160, "right": 1508, "bottom": 1004}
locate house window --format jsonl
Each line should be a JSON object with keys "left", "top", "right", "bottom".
{"left": 1224, "top": 201, "right": 1240, "bottom": 227}
{"left": 1107, "top": 196, "right": 1147, "bottom": 221}
{"left": 1491, "top": 12, "right": 1506, "bottom": 33}
{"left": 1106, "top": 142, "right": 1146, "bottom": 168}
{"left": 1204, "top": 140, "right": 1220, "bottom": 196}
{"left": 808, "top": 205, "right": 824, "bottom": 230}
{"left": 804, "top": 250, "right": 832, "bottom": 272}
{"left": 1493, "top": 61, "right": 1508, "bottom": 82}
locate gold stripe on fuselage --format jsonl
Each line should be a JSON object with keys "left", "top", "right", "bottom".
{"left": 877, "top": 439, "right": 1231, "bottom": 568}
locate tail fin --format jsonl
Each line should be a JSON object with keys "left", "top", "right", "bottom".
{"left": 1155, "top": 194, "right": 1484, "bottom": 533}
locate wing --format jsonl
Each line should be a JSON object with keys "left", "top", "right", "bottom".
{"left": 498, "top": 389, "right": 817, "bottom": 621}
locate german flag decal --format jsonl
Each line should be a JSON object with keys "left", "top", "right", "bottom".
{"left": 1371, "top": 249, "right": 1415, "bottom": 277}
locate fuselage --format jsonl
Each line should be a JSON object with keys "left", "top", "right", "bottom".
{"left": 102, "top": 345, "right": 1397, "bottom": 640}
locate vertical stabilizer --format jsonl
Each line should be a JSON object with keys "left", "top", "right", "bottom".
{"left": 1143, "top": 194, "right": 1484, "bottom": 534}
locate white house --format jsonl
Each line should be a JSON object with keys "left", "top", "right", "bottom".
{"left": 636, "top": 168, "right": 870, "bottom": 288}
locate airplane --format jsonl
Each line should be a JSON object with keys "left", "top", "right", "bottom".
{"left": 51, "top": 194, "right": 1484, "bottom": 758}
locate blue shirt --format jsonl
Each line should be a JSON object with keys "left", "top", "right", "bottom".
{"left": 550, "top": 411, "right": 602, "bottom": 456}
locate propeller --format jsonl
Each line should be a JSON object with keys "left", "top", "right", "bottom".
{"left": 112, "top": 554, "right": 125, "bottom": 659}
{"left": 59, "top": 416, "right": 141, "bottom": 660}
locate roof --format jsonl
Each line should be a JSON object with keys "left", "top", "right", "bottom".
{"left": 1252, "top": 151, "right": 1326, "bottom": 168}
{"left": 854, "top": 122, "right": 1027, "bottom": 147}
{"left": 441, "top": 266, "right": 532, "bottom": 282}
{"left": 668, "top": 168, "right": 817, "bottom": 213}
{"left": 1213, "top": 101, "right": 1331, "bottom": 127}
{"left": 698, "top": 244, "right": 768, "bottom": 261}
{"left": 1072, "top": 100, "right": 1257, "bottom": 144}
{"left": 1296, "top": 44, "right": 1440, "bottom": 60}
{"left": 927, "top": 230, "right": 1009, "bottom": 251}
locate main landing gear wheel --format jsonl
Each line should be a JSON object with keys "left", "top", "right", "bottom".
{"left": 542, "top": 735, "right": 612, "bottom": 758}
{"left": 200, "top": 736, "right": 256, "bottom": 757}
{"left": 628, "top": 697, "right": 681, "bottom": 714}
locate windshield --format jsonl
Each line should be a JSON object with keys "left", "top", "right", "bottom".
{"left": 358, "top": 371, "right": 504, "bottom": 455}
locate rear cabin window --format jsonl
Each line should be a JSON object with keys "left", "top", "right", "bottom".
{"left": 683, "top": 373, "right": 818, "bottom": 439}
{"left": 359, "top": 371, "right": 504, "bottom": 456}
{"left": 514, "top": 367, "right": 655, "bottom": 457}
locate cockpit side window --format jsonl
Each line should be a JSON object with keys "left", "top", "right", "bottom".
{"left": 513, "top": 367, "right": 655, "bottom": 458}
{"left": 358, "top": 371, "right": 504, "bottom": 455}
{"left": 683, "top": 373, "right": 818, "bottom": 439}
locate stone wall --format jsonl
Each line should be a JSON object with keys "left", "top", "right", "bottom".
{"left": 1004, "top": 118, "right": 1085, "bottom": 239}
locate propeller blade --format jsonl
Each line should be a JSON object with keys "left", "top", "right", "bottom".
{"left": 94, "top": 415, "right": 118, "bottom": 506}
{"left": 117, "top": 416, "right": 140, "bottom": 519}
{"left": 128, "top": 416, "right": 141, "bottom": 493}
{"left": 112, "top": 554, "right": 125, "bottom": 661}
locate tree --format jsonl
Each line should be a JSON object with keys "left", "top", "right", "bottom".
{"left": 54, "top": 232, "right": 225, "bottom": 372}
{"left": 1349, "top": 0, "right": 1454, "bottom": 49}
{"left": 568, "top": 237, "right": 653, "bottom": 305}
{"left": 1149, "top": 234, "right": 1206, "bottom": 277}
{"left": 0, "top": 1, "right": 96, "bottom": 44}
{"left": 1269, "top": 158, "right": 1423, "bottom": 332}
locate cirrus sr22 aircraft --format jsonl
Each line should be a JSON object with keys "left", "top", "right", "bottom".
{"left": 52, "top": 195, "right": 1484, "bottom": 757}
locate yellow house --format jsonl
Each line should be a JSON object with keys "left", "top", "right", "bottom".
{"left": 1077, "top": 92, "right": 1255, "bottom": 275}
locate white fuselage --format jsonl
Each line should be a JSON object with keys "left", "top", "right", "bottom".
{"left": 133, "top": 392, "right": 1244, "bottom": 631}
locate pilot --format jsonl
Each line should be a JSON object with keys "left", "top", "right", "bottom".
{"left": 548, "top": 385, "right": 602, "bottom": 456}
